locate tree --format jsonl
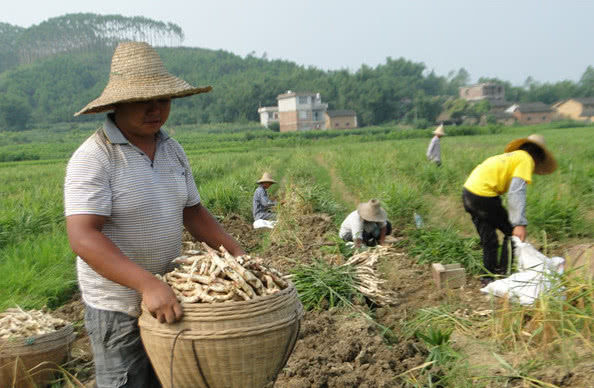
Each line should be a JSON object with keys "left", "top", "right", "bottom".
{"left": 0, "top": 96, "right": 31, "bottom": 131}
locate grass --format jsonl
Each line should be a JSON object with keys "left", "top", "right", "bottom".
{"left": 290, "top": 259, "right": 361, "bottom": 311}
{"left": 0, "top": 122, "right": 593, "bottom": 387}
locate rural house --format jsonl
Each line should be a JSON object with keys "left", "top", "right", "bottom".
{"left": 506, "top": 102, "right": 554, "bottom": 125}
{"left": 553, "top": 98, "right": 594, "bottom": 122}
{"left": 459, "top": 83, "right": 505, "bottom": 101}
{"left": 324, "top": 110, "right": 358, "bottom": 129}
{"left": 277, "top": 91, "right": 328, "bottom": 132}
{"left": 257, "top": 106, "right": 279, "bottom": 128}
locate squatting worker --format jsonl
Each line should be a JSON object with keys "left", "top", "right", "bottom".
{"left": 64, "top": 42, "right": 245, "bottom": 387}
{"left": 253, "top": 172, "right": 277, "bottom": 221}
{"left": 339, "top": 199, "right": 392, "bottom": 248}
{"left": 426, "top": 123, "right": 445, "bottom": 166}
{"left": 462, "top": 134, "right": 557, "bottom": 286}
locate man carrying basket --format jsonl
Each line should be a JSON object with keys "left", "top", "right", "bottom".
{"left": 64, "top": 41, "right": 244, "bottom": 387}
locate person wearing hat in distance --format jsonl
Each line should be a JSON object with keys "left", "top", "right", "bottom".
{"left": 462, "top": 134, "right": 557, "bottom": 286}
{"left": 64, "top": 42, "right": 245, "bottom": 387}
{"left": 253, "top": 172, "right": 277, "bottom": 221}
{"left": 426, "top": 123, "right": 445, "bottom": 166}
{"left": 339, "top": 199, "right": 392, "bottom": 248}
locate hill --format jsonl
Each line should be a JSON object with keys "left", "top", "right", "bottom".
{"left": 0, "top": 13, "right": 593, "bottom": 130}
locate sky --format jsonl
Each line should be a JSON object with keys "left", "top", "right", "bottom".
{"left": 2, "top": 0, "right": 593, "bottom": 86}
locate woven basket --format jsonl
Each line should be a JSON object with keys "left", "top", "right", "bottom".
{"left": 139, "top": 283, "right": 303, "bottom": 388}
{"left": 0, "top": 324, "right": 76, "bottom": 388}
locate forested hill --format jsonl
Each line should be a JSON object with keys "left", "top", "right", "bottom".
{"left": 1, "top": 13, "right": 593, "bottom": 130}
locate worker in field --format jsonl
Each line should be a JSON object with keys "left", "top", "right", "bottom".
{"left": 64, "top": 41, "right": 245, "bottom": 387}
{"left": 426, "top": 123, "right": 445, "bottom": 166}
{"left": 339, "top": 199, "right": 392, "bottom": 248}
{"left": 462, "top": 134, "right": 557, "bottom": 286}
{"left": 253, "top": 172, "right": 277, "bottom": 222}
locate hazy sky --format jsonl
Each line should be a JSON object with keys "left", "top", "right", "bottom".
{"left": 3, "top": 0, "right": 593, "bottom": 85}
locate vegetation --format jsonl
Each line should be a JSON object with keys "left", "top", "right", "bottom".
{"left": 1, "top": 14, "right": 594, "bottom": 131}
{"left": 0, "top": 122, "right": 592, "bottom": 387}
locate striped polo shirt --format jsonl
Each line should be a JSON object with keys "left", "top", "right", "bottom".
{"left": 64, "top": 115, "right": 200, "bottom": 317}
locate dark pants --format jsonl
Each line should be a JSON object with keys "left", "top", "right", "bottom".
{"left": 462, "top": 189, "right": 514, "bottom": 277}
{"left": 85, "top": 305, "right": 161, "bottom": 388}
{"left": 343, "top": 221, "right": 392, "bottom": 247}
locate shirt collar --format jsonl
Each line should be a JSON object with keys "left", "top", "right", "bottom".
{"left": 103, "top": 114, "right": 170, "bottom": 145}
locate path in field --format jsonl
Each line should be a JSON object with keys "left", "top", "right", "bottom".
{"left": 314, "top": 153, "right": 360, "bottom": 207}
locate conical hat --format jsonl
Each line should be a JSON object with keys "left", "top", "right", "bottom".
{"left": 504, "top": 134, "right": 557, "bottom": 175}
{"left": 433, "top": 124, "right": 445, "bottom": 136}
{"left": 74, "top": 42, "right": 212, "bottom": 116}
{"left": 257, "top": 172, "right": 277, "bottom": 184}
{"left": 357, "top": 199, "right": 387, "bottom": 223}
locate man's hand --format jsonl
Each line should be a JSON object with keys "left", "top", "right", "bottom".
{"left": 512, "top": 225, "right": 527, "bottom": 242}
{"left": 141, "top": 277, "right": 183, "bottom": 324}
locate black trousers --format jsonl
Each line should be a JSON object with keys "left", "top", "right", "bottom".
{"left": 462, "top": 189, "right": 514, "bottom": 277}
{"left": 363, "top": 221, "right": 392, "bottom": 247}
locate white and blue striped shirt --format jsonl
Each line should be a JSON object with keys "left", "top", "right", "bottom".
{"left": 64, "top": 116, "right": 200, "bottom": 316}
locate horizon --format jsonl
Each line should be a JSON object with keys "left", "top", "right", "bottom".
{"left": 2, "top": 0, "right": 593, "bottom": 87}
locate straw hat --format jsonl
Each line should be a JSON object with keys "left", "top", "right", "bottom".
{"left": 257, "top": 172, "right": 277, "bottom": 184}
{"left": 433, "top": 124, "right": 445, "bottom": 136}
{"left": 357, "top": 199, "right": 387, "bottom": 223}
{"left": 504, "top": 134, "right": 557, "bottom": 175}
{"left": 74, "top": 42, "right": 212, "bottom": 116}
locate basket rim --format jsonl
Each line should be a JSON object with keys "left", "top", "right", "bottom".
{"left": 0, "top": 324, "right": 76, "bottom": 356}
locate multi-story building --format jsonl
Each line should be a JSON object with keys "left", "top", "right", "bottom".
{"left": 459, "top": 83, "right": 505, "bottom": 101}
{"left": 277, "top": 91, "right": 328, "bottom": 132}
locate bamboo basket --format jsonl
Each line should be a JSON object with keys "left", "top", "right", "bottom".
{"left": 139, "top": 283, "right": 303, "bottom": 388}
{"left": 0, "top": 324, "right": 76, "bottom": 388}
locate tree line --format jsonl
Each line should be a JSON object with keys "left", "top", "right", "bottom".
{"left": 0, "top": 13, "right": 593, "bottom": 131}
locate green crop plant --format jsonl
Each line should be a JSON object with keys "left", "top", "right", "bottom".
{"left": 291, "top": 259, "right": 360, "bottom": 311}
{"left": 406, "top": 227, "right": 483, "bottom": 274}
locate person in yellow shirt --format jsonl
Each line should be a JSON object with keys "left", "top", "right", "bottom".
{"left": 462, "top": 134, "right": 557, "bottom": 285}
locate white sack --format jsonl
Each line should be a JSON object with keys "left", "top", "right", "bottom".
{"left": 480, "top": 237, "right": 565, "bottom": 305}
{"left": 253, "top": 219, "right": 277, "bottom": 229}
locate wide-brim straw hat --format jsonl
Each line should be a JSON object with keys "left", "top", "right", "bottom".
{"left": 504, "top": 133, "right": 557, "bottom": 175}
{"left": 74, "top": 41, "right": 212, "bottom": 116}
{"left": 257, "top": 172, "right": 277, "bottom": 184}
{"left": 433, "top": 124, "right": 445, "bottom": 136}
{"left": 357, "top": 199, "right": 387, "bottom": 223}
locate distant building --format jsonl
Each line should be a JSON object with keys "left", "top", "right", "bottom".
{"left": 459, "top": 83, "right": 505, "bottom": 101}
{"left": 506, "top": 102, "right": 554, "bottom": 125}
{"left": 325, "top": 110, "right": 358, "bottom": 129}
{"left": 277, "top": 91, "right": 328, "bottom": 132}
{"left": 257, "top": 106, "right": 279, "bottom": 128}
{"left": 553, "top": 98, "right": 594, "bottom": 122}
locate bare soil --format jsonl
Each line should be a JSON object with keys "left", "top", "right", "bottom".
{"left": 53, "top": 215, "right": 592, "bottom": 388}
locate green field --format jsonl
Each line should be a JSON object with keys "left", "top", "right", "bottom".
{"left": 1, "top": 122, "right": 592, "bottom": 310}
{"left": 1, "top": 122, "right": 593, "bottom": 387}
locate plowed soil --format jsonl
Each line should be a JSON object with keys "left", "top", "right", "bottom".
{"left": 55, "top": 214, "right": 592, "bottom": 388}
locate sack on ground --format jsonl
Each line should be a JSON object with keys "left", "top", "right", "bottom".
{"left": 480, "top": 237, "right": 565, "bottom": 305}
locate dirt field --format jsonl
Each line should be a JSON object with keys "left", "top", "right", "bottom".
{"left": 52, "top": 214, "right": 592, "bottom": 388}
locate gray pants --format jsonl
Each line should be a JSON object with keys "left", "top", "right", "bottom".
{"left": 85, "top": 304, "right": 161, "bottom": 388}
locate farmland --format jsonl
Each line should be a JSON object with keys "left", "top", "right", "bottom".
{"left": 1, "top": 121, "right": 593, "bottom": 387}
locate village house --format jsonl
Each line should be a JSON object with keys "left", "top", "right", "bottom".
{"left": 553, "top": 98, "right": 594, "bottom": 122}
{"left": 324, "top": 110, "right": 358, "bottom": 130}
{"left": 277, "top": 91, "right": 328, "bottom": 132}
{"left": 257, "top": 106, "right": 279, "bottom": 128}
{"left": 459, "top": 83, "right": 505, "bottom": 101}
{"left": 506, "top": 102, "right": 554, "bottom": 125}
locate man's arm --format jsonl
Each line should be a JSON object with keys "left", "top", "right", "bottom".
{"left": 183, "top": 203, "right": 245, "bottom": 256}
{"left": 508, "top": 177, "right": 528, "bottom": 241}
{"left": 378, "top": 225, "right": 387, "bottom": 245}
{"left": 66, "top": 214, "right": 182, "bottom": 323}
